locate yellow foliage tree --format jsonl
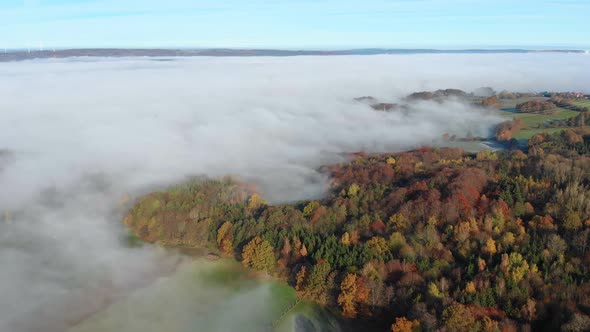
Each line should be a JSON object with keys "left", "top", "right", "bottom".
{"left": 337, "top": 273, "right": 358, "bottom": 318}
{"left": 216, "top": 221, "right": 234, "bottom": 254}
{"left": 508, "top": 252, "right": 529, "bottom": 283}
{"left": 483, "top": 237, "right": 497, "bottom": 256}
{"left": 366, "top": 236, "right": 389, "bottom": 256}
{"left": 341, "top": 232, "right": 351, "bottom": 246}
{"left": 465, "top": 281, "right": 476, "bottom": 293}
{"left": 428, "top": 282, "right": 444, "bottom": 299}
{"left": 303, "top": 201, "right": 320, "bottom": 218}
{"left": 348, "top": 183, "right": 361, "bottom": 197}
{"left": 391, "top": 317, "right": 419, "bottom": 332}
{"left": 481, "top": 316, "right": 500, "bottom": 332}
{"left": 388, "top": 213, "right": 408, "bottom": 232}
{"left": 241, "top": 236, "right": 276, "bottom": 272}
{"left": 217, "top": 221, "right": 232, "bottom": 245}
{"left": 247, "top": 193, "right": 267, "bottom": 210}
{"left": 442, "top": 304, "right": 477, "bottom": 332}
{"left": 501, "top": 232, "right": 516, "bottom": 248}
{"left": 219, "top": 238, "right": 233, "bottom": 255}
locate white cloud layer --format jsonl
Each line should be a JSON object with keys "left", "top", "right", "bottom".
{"left": 0, "top": 53, "right": 589, "bottom": 331}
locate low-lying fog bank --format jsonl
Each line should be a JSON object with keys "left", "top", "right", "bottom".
{"left": 1, "top": 54, "right": 589, "bottom": 331}
{"left": 68, "top": 259, "right": 340, "bottom": 332}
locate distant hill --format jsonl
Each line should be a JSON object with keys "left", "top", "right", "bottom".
{"left": 0, "top": 48, "right": 585, "bottom": 62}
{"left": 406, "top": 88, "right": 469, "bottom": 101}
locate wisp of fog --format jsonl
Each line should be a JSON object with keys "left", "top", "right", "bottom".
{"left": 1, "top": 53, "right": 589, "bottom": 331}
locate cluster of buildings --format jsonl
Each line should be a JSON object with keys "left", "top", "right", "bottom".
{"left": 552, "top": 92, "right": 589, "bottom": 99}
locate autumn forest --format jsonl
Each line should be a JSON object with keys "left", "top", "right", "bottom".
{"left": 124, "top": 94, "right": 590, "bottom": 331}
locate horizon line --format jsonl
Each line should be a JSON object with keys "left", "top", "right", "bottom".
{"left": 3, "top": 46, "right": 589, "bottom": 52}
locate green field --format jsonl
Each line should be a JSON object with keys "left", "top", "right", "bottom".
{"left": 512, "top": 127, "right": 570, "bottom": 140}
{"left": 499, "top": 108, "right": 580, "bottom": 140}
{"left": 573, "top": 100, "right": 590, "bottom": 108}
{"left": 267, "top": 282, "right": 299, "bottom": 319}
{"left": 502, "top": 108, "right": 579, "bottom": 128}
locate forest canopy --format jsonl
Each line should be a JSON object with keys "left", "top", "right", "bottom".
{"left": 125, "top": 129, "right": 590, "bottom": 331}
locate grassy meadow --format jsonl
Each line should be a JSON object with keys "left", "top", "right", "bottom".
{"left": 573, "top": 99, "right": 590, "bottom": 108}
{"left": 497, "top": 97, "right": 582, "bottom": 140}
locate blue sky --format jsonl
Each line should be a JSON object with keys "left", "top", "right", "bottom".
{"left": 1, "top": 0, "right": 589, "bottom": 49}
